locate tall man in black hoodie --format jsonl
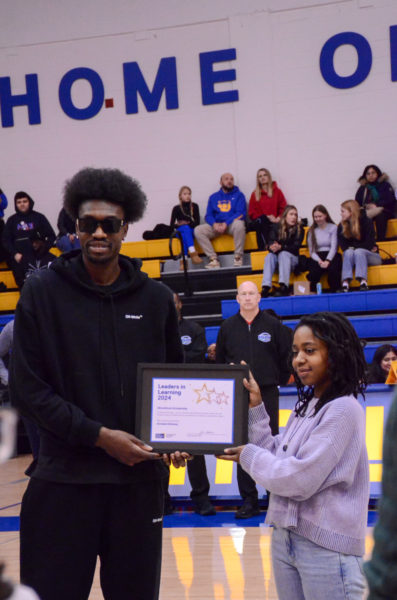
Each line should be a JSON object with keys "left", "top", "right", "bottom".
{"left": 10, "top": 168, "right": 184, "bottom": 600}
{"left": 216, "top": 280, "right": 292, "bottom": 518}
{"left": 2, "top": 191, "right": 55, "bottom": 288}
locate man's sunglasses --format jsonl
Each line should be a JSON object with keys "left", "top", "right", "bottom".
{"left": 77, "top": 217, "right": 126, "bottom": 234}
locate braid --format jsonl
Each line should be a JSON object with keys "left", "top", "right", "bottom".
{"left": 293, "top": 312, "right": 367, "bottom": 416}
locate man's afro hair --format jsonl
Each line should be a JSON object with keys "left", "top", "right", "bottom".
{"left": 63, "top": 167, "right": 147, "bottom": 223}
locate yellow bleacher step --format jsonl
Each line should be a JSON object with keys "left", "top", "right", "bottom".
{"left": 121, "top": 238, "right": 182, "bottom": 259}
{"left": 237, "top": 263, "right": 397, "bottom": 291}
{"left": 0, "top": 291, "right": 19, "bottom": 311}
{"left": 195, "top": 231, "right": 257, "bottom": 254}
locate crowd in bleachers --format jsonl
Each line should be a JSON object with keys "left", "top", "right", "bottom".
{"left": 169, "top": 164, "right": 397, "bottom": 296}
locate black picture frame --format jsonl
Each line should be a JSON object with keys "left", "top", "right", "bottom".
{"left": 136, "top": 363, "right": 249, "bottom": 454}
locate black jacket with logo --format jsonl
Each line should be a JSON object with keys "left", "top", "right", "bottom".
{"left": 178, "top": 317, "right": 207, "bottom": 363}
{"left": 10, "top": 251, "right": 183, "bottom": 484}
{"left": 215, "top": 310, "right": 292, "bottom": 387}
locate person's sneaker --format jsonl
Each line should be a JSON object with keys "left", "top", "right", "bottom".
{"left": 194, "top": 498, "right": 216, "bottom": 516}
{"left": 235, "top": 500, "right": 260, "bottom": 519}
{"left": 359, "top": 281, "right": 369, "bottom": 291}
{"left": 274, "top": 283, "right": 289, "bottom": 297}
{"left": 205, "top": 257, "right": 220, "bottom": 269}
{"left": 190, "top": 251, "right": 203, "bottom": 265}
{"left": 233, "top": 254, "right": 243, "bottom": 267}
{"left": 337, "top": 281, "right": 349, "bottom": 293}
{"left": 261, "top": 285, "right": 271, "bottom": 298}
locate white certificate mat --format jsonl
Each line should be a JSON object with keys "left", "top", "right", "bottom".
{"left": 136, "top": 363, "right": 249, "bottom": 453}
{"left": 151, "top": 377, "right": 235, "bottom": 444}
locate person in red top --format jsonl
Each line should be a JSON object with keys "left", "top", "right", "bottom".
{"left": 248, "top": 168, "right": 287, "bottom": 250}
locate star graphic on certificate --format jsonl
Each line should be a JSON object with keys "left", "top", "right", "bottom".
{"left": 194, "top": 383, "right": 215, "bottom": 404}
{"left": 215, "top": 391, "right": 229, "bottom": 405}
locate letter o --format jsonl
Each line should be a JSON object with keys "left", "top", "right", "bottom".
{"left": 59, "top": 67, "right": 104, "bottom": 119}
{"left": 320, "top": 32, "right": 372, "bottom": 89}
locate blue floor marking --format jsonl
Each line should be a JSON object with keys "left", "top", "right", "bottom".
{"left": 0, "top": 511, "right": 379, "bottom": 532}
{"left": 0, "top": 516, "right": 19, "bottom": 532}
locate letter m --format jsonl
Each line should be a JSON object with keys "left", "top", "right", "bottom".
{"left": 123, "top": 57, "right": 179, "bottom": 114}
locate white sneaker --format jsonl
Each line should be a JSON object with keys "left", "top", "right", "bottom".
{"left": 233, "top": 254, "right": 243, "bottom": 267}
{"left": 205, "top": 257, "right": 220, "bottom": 269}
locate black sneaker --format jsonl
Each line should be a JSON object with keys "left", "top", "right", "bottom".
{"left": 359, "top": 281, "right": 369, "bottom": 291}
{"left": 261, "top": 285, "right": 271, "bottom": 298}
{"left": 274, "top": 284, "right": 289, "bottom": 297}
{"left": 235, "top": 500, "right": 260, "bottom": 519}
{"left": 195, "top": 498, "right": 216, "bottom": 516}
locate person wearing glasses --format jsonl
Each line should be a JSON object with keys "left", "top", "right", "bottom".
{"left": 2, "top": 191, "right": 55, "bottom": 288}
{"left": 9, "top": 168, "right": 185, "bottom": 600}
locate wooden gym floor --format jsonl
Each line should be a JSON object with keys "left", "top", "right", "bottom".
{"left": 1, "top": 455, "right": 375, "bottom": 600}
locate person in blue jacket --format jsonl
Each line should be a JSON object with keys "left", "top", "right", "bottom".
{"left": 194, "top": 172, "right": 247, "bottom": 269}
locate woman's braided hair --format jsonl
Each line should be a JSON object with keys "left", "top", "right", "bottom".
{"left": 293, "top": 312, "right": 367, "bottom": 416}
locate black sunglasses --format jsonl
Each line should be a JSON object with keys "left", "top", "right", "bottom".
{"left": 77, "top": 216, "right": 126, "bottom": 234}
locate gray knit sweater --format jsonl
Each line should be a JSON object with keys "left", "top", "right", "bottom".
{"left": 240, "top": 396, "right": 369, "bottom": 556}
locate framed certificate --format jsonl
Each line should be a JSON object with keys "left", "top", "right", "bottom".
{"left": 136, "top": 363, "right": 249, "bottom": 454}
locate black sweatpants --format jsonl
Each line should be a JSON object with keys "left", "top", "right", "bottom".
{"left": 306, "top": 251, "right": 342, "bottom": 293}
{"left": 20, "top": 477, "right": 165, "bottom": 600}
{"left": 237, "top": 384, "right": 279, "bottom": 502}
{"left": 187, "top": 455, "right": 211, "bottom": 503}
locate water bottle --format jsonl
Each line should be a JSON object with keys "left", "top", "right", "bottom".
{"left": 316, "top": 282, "right": 322, "bottom": 295}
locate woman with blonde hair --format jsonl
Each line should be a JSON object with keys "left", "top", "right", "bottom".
{"left": 248, "top": 168, "right": 287, "bottom": 250}
{"left": 261, "top": 205, "right": 304, "bottom": 297}
{"left": 337, "top": 199, "right": 381, "bottom": 292}
{"left": 170, "top": 186, "right": 202, "bottom": 269}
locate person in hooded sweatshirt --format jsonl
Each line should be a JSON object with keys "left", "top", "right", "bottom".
{"left": 9, "top": 167, "right": 185, "bottom": 600}
{"left": 194, "top": 172, "right": 247, "bottom": 269}
{"left": 2, "top": 191, "right": 55, "bottom": 288}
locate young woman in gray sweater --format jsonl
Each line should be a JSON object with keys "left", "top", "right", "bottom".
{"left": 306, "top": 204, "right": 342, "bottom": 293}
{"left": 220, "top": 312, "right": 369, "bottom": 600}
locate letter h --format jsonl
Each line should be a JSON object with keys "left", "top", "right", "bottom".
{"left": 0, "top": 74, "right": 41, "bottom": 127}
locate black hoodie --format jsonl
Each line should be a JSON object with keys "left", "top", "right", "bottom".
{"left": 2, "top": 192, "right": 55, "bottom": 256}
{"left": 10, "top": 252, "right": 183, "bottom": 484}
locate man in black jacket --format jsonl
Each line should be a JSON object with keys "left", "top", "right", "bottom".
{"left": 10, "top": 168, "right": 184, "bottom": 600}
{"left": 216, "top": 280, "right": 292, "bottom": 518}
{"left": 172, "top": 293, "right": 216, "bottom": 516}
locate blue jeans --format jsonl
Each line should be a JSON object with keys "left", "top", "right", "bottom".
{"left": 56, "top": 235, "right": 81, "bottom": 253}
{"left": 341, "top": 248, "right": 382, "bottom": 282}
{"left": 262, "top": 251, "right": 298, "bottom": 287}
{"left": 271, "top": 528, "right": 365, "bottom": 600}
{"left": 176, "top": 224, "right": 195, "bottom": 255}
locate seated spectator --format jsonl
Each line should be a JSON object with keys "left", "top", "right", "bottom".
{"left": 261, "top": 205, "right": 304, "bottom": 297}
{"left": 368, "top": 344, "right": 397, "bottom": 383}
{"left": 355, "top": 164, "right": 396, "bottom": 241}
{"left": 56, "top": 207, "right": 80, "bottom": 253}
{"left": 337, "top": 199, "right": 382, "bottom": 292}
{"left": 205, "top": 343, "right": 216, "bottom": 363}
{"left": 248, "top": 168, "right": 287, "bottom": 250}
{"left": 306, "top": 204, "right": 342, "bottom": 293}
{"left": 25, "top": 231, "right": 56, "bottom": 280}
{"left": 2, "top": 192, "right": 56, "bottom": 288}
{"left": 194, "top": 173, "right": 246, "bottom": 269}
{"left": 170, "top": 186, "right": 202, "bottom": 270}
{"left": 0, "top": 187, "right": 8, "bottom": 262}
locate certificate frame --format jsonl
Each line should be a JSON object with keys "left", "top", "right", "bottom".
{"left": 136, "top": 363, "right": 249, "bottom": 454}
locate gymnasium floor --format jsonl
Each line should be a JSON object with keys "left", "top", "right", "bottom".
{"left": 1, "top": 455, "right": 376, "bottom": 600}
